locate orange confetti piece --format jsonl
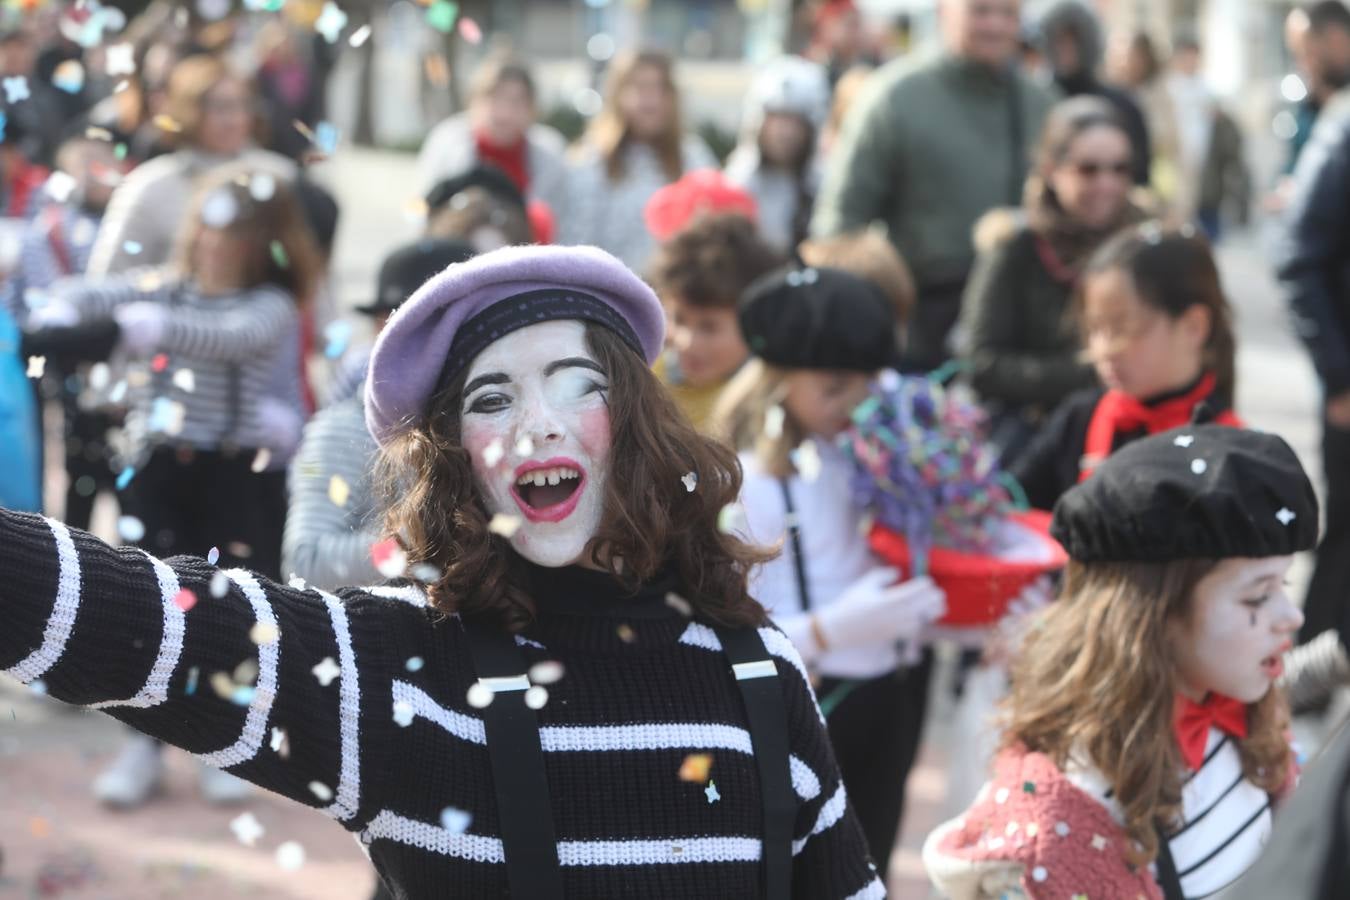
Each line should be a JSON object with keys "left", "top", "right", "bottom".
{"left": 173, "top": 588, "right": 197, "bottom": 611}
{"left": 151, "top": 352, "right": 169, "bottom": 372}
{"left": 679, "top": 753, "right": 713, "bottom": 784}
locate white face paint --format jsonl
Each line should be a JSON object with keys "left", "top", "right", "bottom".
{"left": 1169, "top": 555, "right": 1304, "bottom": 704}
{"left": 459, "top": 320, "right": 612, "bottom": 568}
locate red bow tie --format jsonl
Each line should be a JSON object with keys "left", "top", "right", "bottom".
{"left": 1174, "top": 692, "right": 1248, "bottom": 771}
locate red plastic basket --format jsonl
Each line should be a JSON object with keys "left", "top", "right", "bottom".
{"left": 867, "top": 509, "right": 1068, "bottom": 627}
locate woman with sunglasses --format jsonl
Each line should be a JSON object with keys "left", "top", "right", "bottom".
{"left": 957, "top": 96, "right": 1145, "bottom": 466}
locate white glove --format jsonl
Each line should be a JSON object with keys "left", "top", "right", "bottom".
{"left": 113, "top": 301, "right": 168, "bottom": 355}
{"left": 256, "top": 396, "right": 304, "bottom": 460}
{"left": 26, "top": 298, "right": 79, "bottom": 328}
{"left": 815, "top": 569, "right": 946, "bottom": 651}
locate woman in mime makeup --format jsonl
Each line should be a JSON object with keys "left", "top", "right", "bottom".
{"left": 0, "top": 244, "right": 882, "bottom": 899}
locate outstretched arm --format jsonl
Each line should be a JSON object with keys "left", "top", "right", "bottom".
{"left": 0, "top": 508, "right": 406, "bottom": 832}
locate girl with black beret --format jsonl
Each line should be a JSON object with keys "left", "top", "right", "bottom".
{"left": 713, "top": 263, "right": 946, "bottom": 877}
{"left": 926, "top": 425, "right": 1318, "bottom": 899}
{"left": 1012, "top": 225, "right": 1240, "bottom": 511}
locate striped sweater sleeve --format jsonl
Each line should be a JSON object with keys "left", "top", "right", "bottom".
{"left": 0, "top": 507, "right": 402, "bottom": 831}
{"left": 766, "top": 628, "right": 887, "bottom": 899}
{"left": 282, "top": 398, "right": 383, "bottom": 589}
{"left": 51, "top": 270, "right": 166, "bottom": 321}
{"left": 154, "top": 286, "right": 296, "bottom": 363}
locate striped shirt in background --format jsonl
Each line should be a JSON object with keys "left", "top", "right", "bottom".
{"left": 282, "top": 394, "right": 382, "bottom": 588}
{"left": 0, "top": 508, "right": 884, "bottom": 898}
{"left": 53, "top": 270, "right": 300, "bottom": 466}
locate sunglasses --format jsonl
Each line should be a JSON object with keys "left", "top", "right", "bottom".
{"left": 1070, "top": 159, "right": 1132, "bottom": 179}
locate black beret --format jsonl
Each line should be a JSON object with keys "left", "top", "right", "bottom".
{"left": 424, "top": 164, "right": 527, "bottom": 216}
{"left": 355, "top": 238, "right": 478, "bottom": 316}
{"left": 1051, "top": 425, "right": 1319, "bottom": 563}
{"left": 738, "top": 264, "right": 896, "bottom": 372}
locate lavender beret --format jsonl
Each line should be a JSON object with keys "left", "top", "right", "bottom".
{"left": 364, "top": 244, "right": 665, "bottom": 446}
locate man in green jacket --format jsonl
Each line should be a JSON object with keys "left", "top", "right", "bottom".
{"left": 811, "top": 0, "right": 1054, "bottom": 371}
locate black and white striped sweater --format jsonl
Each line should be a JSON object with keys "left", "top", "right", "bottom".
{"left": 0, "top": 509, "right": 884, "bottom": 899}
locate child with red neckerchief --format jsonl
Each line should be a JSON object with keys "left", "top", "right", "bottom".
{"left": 1012, "top": 225, "right": 1240, "bottom": 511}
{"left": 925, "top": 424, "right": 1316, "bottom": 899}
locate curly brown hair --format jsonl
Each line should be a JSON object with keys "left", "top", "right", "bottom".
{"left": 646, "top": 213, "right": 784, "bottom": 309}
{"left": 1002, "top": 558, "right": 1291, "bottom": 867}
{"left": 375, "top": 321, "right": 774, "bottom": 631}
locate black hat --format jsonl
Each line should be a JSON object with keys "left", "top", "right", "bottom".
{"left": 1051, "top": 425, "right": 1319, "bottom": 563}
{"left": 425, "top": 164, "right": 527, "bottom": 216}
{"left": 738, "top": 264, "right": 896, "bottom": 372}
{"left": 355, "top": 238, "right": 478, "bottom": 316}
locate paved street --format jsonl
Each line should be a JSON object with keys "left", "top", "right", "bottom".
{"left": 0, "top": 148, "right": 1328, "bottom": 899}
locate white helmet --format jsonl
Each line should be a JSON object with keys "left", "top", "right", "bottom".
{"left": 743, "top": 56, "right": 832, "bottom": 133}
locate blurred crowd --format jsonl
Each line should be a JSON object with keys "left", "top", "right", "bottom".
{"left": 4, "top": 0, "right": 1350, "bottom": 895}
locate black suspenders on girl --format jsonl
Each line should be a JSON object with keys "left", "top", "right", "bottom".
{"left": 462, "top": 617, "right": 796, "bottom": 899}
{"left": 778, "top": 479, "right": 812, "bottom": 612}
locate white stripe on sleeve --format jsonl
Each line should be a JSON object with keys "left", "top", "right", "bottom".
{"left": 4, "top": 518, "right": 82, "bottom": 684}
{"left": 89, "top": 552, "right": 184, "bottom": 709}
{"left": 318, "top": 588, "right": 362, "bottom": 821}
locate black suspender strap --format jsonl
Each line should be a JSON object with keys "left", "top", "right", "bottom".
{"left": 462, "top": 619, "right": 564, "bottom": 899}
{"left": 1153, "top": 821, "right": 1186, "bottom": 900}
{"left": 777, "top": 479, "right": 812, "bottom": 613}
{"left": 713, "top": 624, "right": 795, "bottom": 900}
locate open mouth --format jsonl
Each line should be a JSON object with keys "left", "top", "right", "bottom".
{"left": 1261, "top": 642, "right": 1291, "bottom": 680}
{"left": 510, "top": 461, "right": 585, "bottom": 523}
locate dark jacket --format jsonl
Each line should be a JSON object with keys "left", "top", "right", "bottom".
{"left": 959, "top": 222, "right": 1097, "bottom": 417}
{"left": 1277, "top": 88, "right": 1350, "bottom": 395}
{"left": 1198, "top": 107, "right": 1250, "bottom": 225}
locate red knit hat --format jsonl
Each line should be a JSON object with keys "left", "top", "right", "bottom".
{"left": 643, "top": 169, "right": 758, "bottom": 242}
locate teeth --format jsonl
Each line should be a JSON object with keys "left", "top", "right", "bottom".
{"left": 516, "top": 466, "right": 581, "bottom": 486}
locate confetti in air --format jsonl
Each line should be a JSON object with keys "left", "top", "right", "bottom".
{"left": 207, "top": 546, "right": 221, "bottom": 565}
{"left": 276, "top": 841, "right": 306, "bottom": 871}
{"left": 679, "top": 753, "right": 712, "bottom": 783}
{"left": 349, "top": 24, "right": 372, "bottom": 47}
{"left": 152, "top": 113, "right": 181, "bottom": 133}
{"left": 323, "top": 320, "right": 352, "bottom": 359}
{"left": 172, "top": 588, "right": 197, "bottom": 612}
{"left": 312, "top": 657, "right": 340, "bottom": 687}
{"left": 309, "top": 781, "right": 333, "bottom": 802}
{"left": 466, "top": 682, "right": 494, "bottom": 709}
{"left": 230, "top": 811, "right": 265, "bottom": 847}
{"left": 426, "top": 0, "right": 459, "bottom": 33}
{"left": 392, "top": 699, "right": 415, "bottom": 727}
{"left": 270, "top": 240, "right": 289, "bottom": 268}
{"left": 105, "top": 43, "right": 135, "bottom": 77}
{"left": 249, "top": 622, "right": 280, "bottom": 646}
{"left": 314, "top": 1, "right": 348, "bottom": 43}
{"left": 482, "top": 438, "right": 505, "bottom": 468}
{"left": 270, "top": 727, "right": 288, "bottom": 754}
{"left": 52, "top": 60, "right": 84, "bottom": 94}
{"left": 185, "top": 666, "right": 199, "bottom": 696}
{"left": 528, "top": 660, "right": 564, "bottom": 684}
{"left": 457, "top": 16, "right": 483, "bottom": 43}
{"left": 524, "top": 686, "right": 549, "bottom": 709}
{"left": 328, "top": 475, "right": 351, "bottom": 507}
{"left": 44, "top": 171, "right": 77, "bottom": 203}
{"left": 25, "top": 356, "right": 45, "bottom": 378}
{"left": 172, "top": 367, "right": 195, "bottom": 393}
{"left": 3, "top": 76, "right": 30, "bottom": 103}
{"left": 116, "top": 515, "right": 145, "bottom": 542}
{"left": 515, "top": 436, "right": 535, "bottom": 457}
{"left": 681, "top": 472, "right": 697, "bottom": 492}
{"left": 371, "top": 538, "right": 407, "bottom": 578}
{"left": 251, "top": 448, "right": 272, "bottom": 473}
{"left": 405, "top": 657, "right": 424, "bottom": 672}
{"left": 315, "top": 121, "right": 340, "bottom": 155}
{"left": 210, "top": 570, "right": 230, "bottom": 598}
{"left": 489, "top": 513, "right": 522, "bottom": 538}
{"left": 704, "top": 781, "right": 721, "bottom": 804}
{"left": 440, "top": 806, "right": 472, "bottom": 833}
{"left": 150, "top": 352, "right": 169, "bottom": 372}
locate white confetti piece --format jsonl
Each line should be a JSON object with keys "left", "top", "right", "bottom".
{"left": 681, "top": 471, "right": 697, "bottom": 492}
{"left": 88, "top": 362, "right": 110, "bottom": 390}
{"left": 764, "top": 404, "right": 786, "bottom": 439}
{"left": 1173, "top": 434, "right": 1194, "bottom": 448}
{"left": 288, "top": 575, "right": 308, "bottom": 590}
{"left": 122, "top": 240, "right": 142, "bottom": 255}
{"left": 251, "top": 448, "right": 272, "bottom": 473}
{"left": 105, "top": 42, "right": 135, "bottom": 77}
{"left": 1091, "top": 833, "right": 1108, "bottom": 850}
{"left": 308, "top": 780, "right": 333, "bottom": 802}
{"left": 43, "top": 171, "right": 77, "bottom": 203}
{"left": 664, "top": 593, "right": 693, "bottom": 616}
{"left": 3, "top": 76, "right": 29, "bottom": 103}
{"left": 1276, "top": 507, "right": 1296, "bottom": 525}
{"left": 207, "top": 546, "right": 220, "bottom": 565}
{"left": 230, "top": 811, "right": 264, "bottom": 847}
{"left": 312, "top": 657, "right": 340, "bottom": 686}
{"left": 328, "top": 475, "right": 350, "bottom": 507}
{"left": 994, "top": 787, "right": 1009, "bottom": 804}
{"left": 210, "top": 570, "right": 230, "bottom": 598}
{"left": 371, "top": 538, "right": 407, "bottom": 578}
{"left": 30, "top": 679, "right": 47, "bottom": 696}
{"left": 392, "top": 699, "right": 415, "bottom": 727}
{"left": 528, "top": 660, "right": 564, "bottom": 684}
{"left": 411, "top": 563, "right": 441, "bottom": 583}
{"left": 249, "top": 173, "right": 276, "bottom": 202}
{"left": 1191, "top": 458, "right": 1208, "bottom": 475}
{"left": 482, "top": 438, "right": 504, "bottom": 468}
{"left": 440, "top": 807, "right": 471, "bottom": 834}
{"left": 349, "top": 23, "right": 372, "bottom": 47}
{"left": 717, "top": 502, "right": 747, "bottom": 534}
{"left": 275, "top": 840, "right": 305, "bottom": 871}
{"left": 704, "top": 780, "right": 720, "bottom": 804}
{"left": 314, "top": 1, "right": 348, "bottom": 43}
{"left": 1054, "top": 821, "right": 1070, "bottom": 837}
{"left": 405, "top": 657, "right": 424, "bottom": 672}
{"left": 26, "top": 356, "right": 45, "bottom": 378}
{"left": 116, "top": 515, "right": 145, "bottom": 542}
{"left": 489, "top": 513, "right": 522, "bottom": 538}
{"left": 1031, "top": 866, "right": 1048, "bottom": 882}
{"left": 792, "top": 440, "right": 822, "bottom": 483}
{"left": 466, "top": 682, "right": 494, "bottom": 709}
{"left": 250, "top": 622, "right": 279, "bottom": 645}
{"left": 171, "top": 368, "right": 195, "bottom": 393}
{"left": 270, "top": 727, "right": 288, "bottom": 755}
{"left": 524, "top": 685, "right": 549, "bottom": 710}
{"left": 200, "top": 188, "right": 239, "bottom": 228}
{"left": 515, "top": 436, "right": 535, "bottom": 457}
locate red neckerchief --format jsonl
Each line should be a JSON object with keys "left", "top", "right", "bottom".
{"left": 1078, "top": 372, "right": 1243, "bottom": 481}
{"left": 1174, "top": 692, "right": 1248, "bottom": 771}
{"left": 474, "top": 130, "right": 529, "bottom": 193}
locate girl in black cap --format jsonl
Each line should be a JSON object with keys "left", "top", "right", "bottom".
{"left": 926, "top": 425, "right": 1316, "bottom": 900}
{"left": 713, "top": 263, "right": 946, "bottom": 878}
{"left": 1012, "top": 225, "right": 1240, "bottom": 511}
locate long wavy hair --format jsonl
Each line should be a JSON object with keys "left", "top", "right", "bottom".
{"left": 711, "top": 359, "right": 804, "bottom": 480}
{"left": 583, "top": 50, "right": 685, "bottom": 184}
{"left": 1002, "top": 558, "right": 1291, "bottom": 867}
{"left": 375, "top": 322, "right": 774, "bottom": 631}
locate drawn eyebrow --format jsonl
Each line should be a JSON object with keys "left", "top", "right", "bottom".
{"left": 463, "top": 372, "right": 510, "bottom": 397}
{"left": 544, "top": 357, "right": 605, "bottom": 377}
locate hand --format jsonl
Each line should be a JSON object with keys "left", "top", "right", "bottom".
{"left": 26, "top": 299, "right": 79, "bottom": 329}
{"left": 256, "top": 397, "right": 304, "bottom": 459}
{"left": 1327, "top": 391, "right": 1350, "bottom": 430}
{"left": 112, "top": 301, "right": 167, "bottom": 356}
{"left": 816, "top": 569, "right": 947, "bottom": 651}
